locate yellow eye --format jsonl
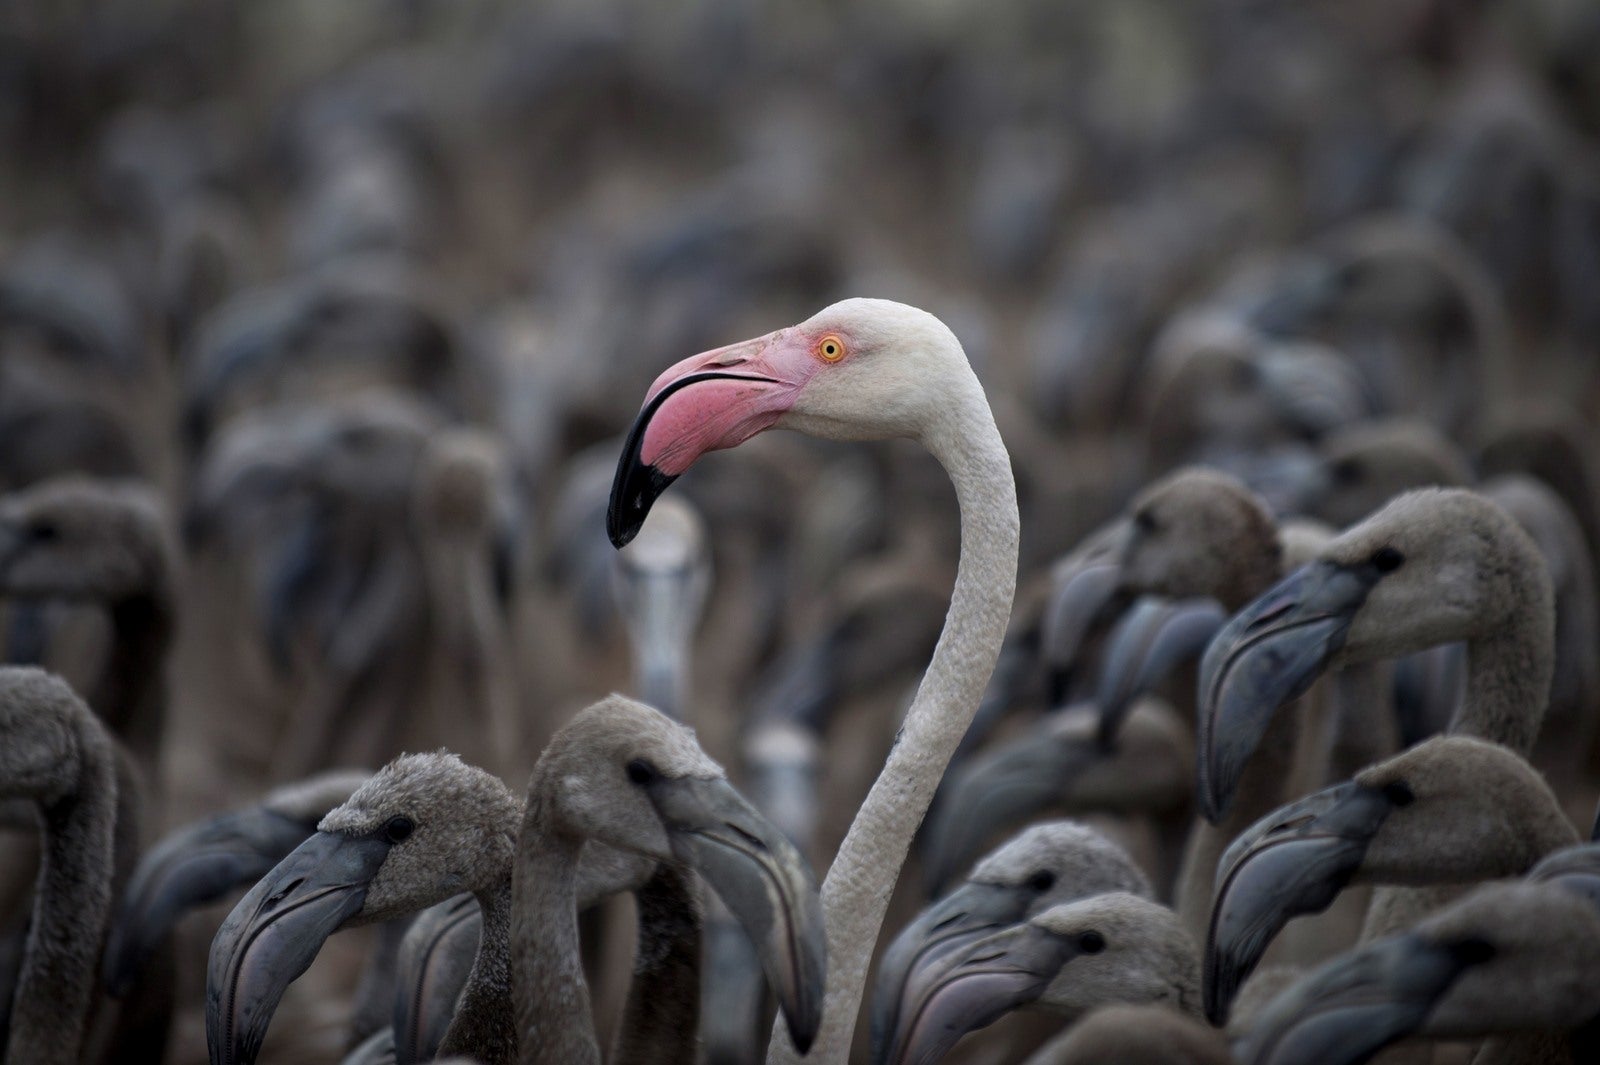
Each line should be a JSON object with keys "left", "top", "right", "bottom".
{"left": 817, "top": 335, "right": 846, "bottom": 362}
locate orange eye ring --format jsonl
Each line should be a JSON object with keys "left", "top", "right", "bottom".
{"left": 817, "top": 334, "right": 846, "bottom": 362}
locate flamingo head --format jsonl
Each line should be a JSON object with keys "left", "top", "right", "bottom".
{"left": 608, "top": 298, "right": 969, "bottom": 547}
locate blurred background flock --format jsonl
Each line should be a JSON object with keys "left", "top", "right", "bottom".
{"left": 3, "top": 0, "right": 1600, "bottom": 1062}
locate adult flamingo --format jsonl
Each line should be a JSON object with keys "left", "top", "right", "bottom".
{"left": 608, "top": 298, "right": 1019, "bottom": 1062}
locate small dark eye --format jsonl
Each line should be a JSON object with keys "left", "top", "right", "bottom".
{"left": 1078, "top": 931, "right": 1106, "bottom": 954}
{"left": 1451, "top": 936, "right": 1495, "bottom": 966}
{"left": 1133, "top": 509, "right": 1157, "bottom": 535}
{"left": 626, "top": 759, "right": 658, "bottom": 786}
{"left": 382, "top": 816, "right": 414, "bottom": 844}
{"left": 1371, "top": 546, "right": 1404, "bottom": 573}
{"left": 1027, "top": 870, "right": 1056, "bottom": 893}
{"left": 29, "top": 521, "right": 60, "bottom": 543}
{"left": 1383, "top": 781, "right": 1415, "bottom": 808}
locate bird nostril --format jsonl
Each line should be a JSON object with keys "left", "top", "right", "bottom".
{"left": 266, "top": 877, "right": 305, "bottom": 907}
{"left": 930, "top": 911, "right": 968, "bottom": 932}
{"left": 961, "top": 948, "right": 1007, "bottom": 967}
{"left": 724, "top": 822, "right": 768, "bottom": 851}
{"left": 1245, "top": 597, "right": 1295, "bottom": 631}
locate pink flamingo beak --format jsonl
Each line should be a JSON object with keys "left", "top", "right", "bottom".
{"left": 608, "top": 334, "right": 804, "bottom": 547}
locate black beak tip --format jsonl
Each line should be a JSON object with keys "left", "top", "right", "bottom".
{"left": 606, "top": 459, "right": 676, "bottom": 550}
{"left": 791, "top": 1024, "right": 817, "bottom": 1057}
{"left": 1203, "top": 956, "right": 1232, "bottom": 1026}
{"left": 606, "top": 508, "right": 642, "bottom": 549}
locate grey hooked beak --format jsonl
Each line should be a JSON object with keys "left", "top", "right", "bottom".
{"left": 1197, "top": 561, "right": 1378, "bottom": 821}
{"left": 1040, "top": 558, "right": 1128, "bottom": 702}
{"left": 206, "top": 831, "right": 391, "bottom": 1065}
{"left": 655, "top": 776, "right": 827, "bottom": 1054}
{"left": 392, "top": 894, "right": 480, "bottom": 1065}
{"left": 1095, "top": 596, "right": 1225, "bottom": 746}
{"left": 1205, "top": 781, "right": 1395, "bottom": 1024}
{"left": 882, "top": 920, "right": 1081, "bottom": 1065}
{"left": 920, "top": 719, "right": 1103, "bottom": 897}
{"left": 871, "top": 881, "right": 1040, "bottom": 1065}
{"left": 1234, "top": 931, "right": 1492, "bottom": 1065}
{"left": 105, "top": 806, "right": 322, "bottom": 997}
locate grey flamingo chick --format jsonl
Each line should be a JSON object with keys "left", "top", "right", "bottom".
{"left": 510, "top": 696, "right": 824, "bottom": 1065}
{"left": 1198, "top": 487, "right": 1558, "bottom": 1016}
{"left": 1205, "top": 735, "right": 1577, "bottom": 1023}
{"left": 1198, "top": 488, "right": 1553, "bottom": 821}
{"left": 871, "top": 821, "right": 1151, "bottom": 1065}
{"left": 1236, "top": 879, "right": 1600, "bottom": 1065}
{"left": 883, "top": 893, "right": 1201, "bottom": 1065}
{"left": 207, "top": 696, "right": 825, "bottom": 1065}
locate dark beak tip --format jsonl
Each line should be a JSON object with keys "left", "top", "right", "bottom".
{"left": 606, "top": 514, "right": 639, "bottom": 550}
{"left": 1203, "top": 957, "right": 1232, "bottom": 1026}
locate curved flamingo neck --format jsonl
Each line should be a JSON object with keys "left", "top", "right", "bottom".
{"left": 609, "top": 865, "right": 702, "bottom": 1065}
{"left": 438, "top": 874, "right": 516, "bottom": 1065}
{"left": 511, "top": 808, "right": 598, "bottom": 1065}
{"left": 5, "top": 712, "right": 118, "bottom": 1065}
{"left": 770, "top": 383, "right": 1019, "bottom": 1063}
{"left": 1454, "top": 577, "right": 1553, "bottom": 756}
